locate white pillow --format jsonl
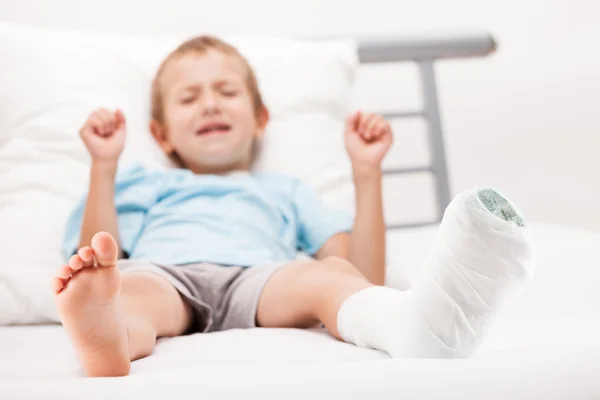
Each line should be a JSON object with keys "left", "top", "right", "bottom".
{"left": 0, "top": 22, "right": 357, "bottom": 324}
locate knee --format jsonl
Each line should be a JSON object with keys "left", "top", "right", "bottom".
{"left": 309, "top": 256, "right": 362, "bottom": 279}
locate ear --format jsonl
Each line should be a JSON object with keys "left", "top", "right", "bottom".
{"left": 150, "top": 119, "right": 175, "bottom": 154}
{"left": 254, "top": 106, "right": 270, "bottom": 140}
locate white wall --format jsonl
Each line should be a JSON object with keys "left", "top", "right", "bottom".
{"left": 1, "top": 0, "right": 599, "bottom": 231}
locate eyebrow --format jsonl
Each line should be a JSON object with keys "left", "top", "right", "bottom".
{"left": 176, "top": 79, "right": 241, "bottom": 94}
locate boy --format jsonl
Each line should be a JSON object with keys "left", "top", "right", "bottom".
{"left": 53, "top": 36, "right": 534, "bottom": 377}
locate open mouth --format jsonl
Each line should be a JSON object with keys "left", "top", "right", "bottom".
{"left": 196, "top": 122, "right": 232, "bottom": 136}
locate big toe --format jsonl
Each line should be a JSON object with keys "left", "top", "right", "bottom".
{"left": 91, "top": 232, "right": 119, "bottom": 266}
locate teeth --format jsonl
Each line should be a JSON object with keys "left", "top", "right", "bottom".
{"left": 199, "top": 126, "right": 228, "bottom": 135}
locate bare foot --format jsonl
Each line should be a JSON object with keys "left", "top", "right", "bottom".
{"left": 53, "top": 232, "right": 130, "bottom": 377}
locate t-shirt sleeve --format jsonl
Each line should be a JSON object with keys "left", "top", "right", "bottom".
{"left": 62, "top": 163, "right": 162, "bottom": 260}
{"left": 292, "top": 179, "right": 354, "bottom": 256}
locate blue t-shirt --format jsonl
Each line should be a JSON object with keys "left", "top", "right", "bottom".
{"left": 63, "top": 163, "right": 353, "bottom": 267}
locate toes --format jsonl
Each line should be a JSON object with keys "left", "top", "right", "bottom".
{"left": 69, "top": 255, "right": 84, "bottom": 271}
{"left": 52, "top": 277, "right": 65, "bottom": 294}
{"left": 78, "top": 247, "right": 95, "bottom": 267}
{"left": 91, "top": 232, "right": 119, "bottom": 267}
{"left": 57, "top": 265, "right": 73, "bottom": 280}
{"left": 53, "top": 265, "right": 72, "bottom": 294}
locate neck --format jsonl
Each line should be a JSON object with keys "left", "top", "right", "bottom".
{"left": 183, "top": 158, "right": 251, "bottom": 176}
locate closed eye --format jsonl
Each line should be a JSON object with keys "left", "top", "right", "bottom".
{"left": 181, "top": 96, "right": 195, "bottom": 105}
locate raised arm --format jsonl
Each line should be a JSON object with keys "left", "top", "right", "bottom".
{"left": 316, "top": 111, "right": 392, "bottom": 285}
{"left": 77, "top": 109, "right": 127, "bottom": 258}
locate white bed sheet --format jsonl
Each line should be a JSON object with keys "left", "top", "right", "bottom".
{"left": 1, "top": 223, "right": 599, "bottom": 399}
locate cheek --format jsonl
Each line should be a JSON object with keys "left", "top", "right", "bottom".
{"left": 228, "top": 99, "right": 257, "bottom": 127}
{"left": 166, "top": 104, "right": 194, "bottom": 130}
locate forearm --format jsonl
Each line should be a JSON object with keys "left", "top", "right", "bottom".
{"left": 79, "top": 161, "right": 122, "bottom": 257}
{"left": 349, "top": 167, "right": 386, "bottom": 285}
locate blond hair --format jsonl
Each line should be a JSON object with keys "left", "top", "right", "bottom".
{"left": 151, "top": 35, "right": 265, "bottom": 123}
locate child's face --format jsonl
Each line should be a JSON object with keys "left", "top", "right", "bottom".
{"left": 152, "top": 50, "right": 268, "bottom": 173}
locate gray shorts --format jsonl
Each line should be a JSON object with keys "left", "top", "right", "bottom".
{"left": 118, "top": 259, "right": 284, "bottom": 333}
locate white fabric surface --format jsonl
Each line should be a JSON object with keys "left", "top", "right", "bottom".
{"left": 0, "top": 21, "right": 357, "bottom": 324}
{"left": 0, "top": 223, "right": 599, "bottom": 399}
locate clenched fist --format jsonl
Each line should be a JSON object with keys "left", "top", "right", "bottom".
{"left": 80, "top": 108, "right": 126, "bottom": 163}
{"left": 344, "top": 111, "right": 393, "bottom": 173}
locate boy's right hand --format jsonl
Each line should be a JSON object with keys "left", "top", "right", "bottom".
{"left": 80, "top": 108, "right": 127, "bottom": 164}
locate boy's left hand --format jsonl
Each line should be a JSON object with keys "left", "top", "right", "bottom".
{"left": 344, "top": 111, "right": 393, "bottom": 172}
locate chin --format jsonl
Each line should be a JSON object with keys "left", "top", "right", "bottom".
{"left": 195, "top": 152, "right": 246, "bottom": 169}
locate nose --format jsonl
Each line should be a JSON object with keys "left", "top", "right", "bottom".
{"left": 201, "top": 91, "right": 221, "bottom": 116}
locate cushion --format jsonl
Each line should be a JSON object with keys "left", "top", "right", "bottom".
{"left": 0, "top": 22, "right": 357, "bottom": 324}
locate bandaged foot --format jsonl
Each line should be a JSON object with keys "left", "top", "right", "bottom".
{"left": 337, "top": 187, "right": 535, "bottom": 358}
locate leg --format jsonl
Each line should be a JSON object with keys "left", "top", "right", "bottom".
{"left": 119, "top": 272, "right": 193, "bottom": 360}
{"left": 53, "top": 232, "right": 192, "bottom": 377}
{"left": 256, "top": 256, "right": 372, "bottom": 339}
{"left": 257, "top": 188, "right": 535, "bottom": 358}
